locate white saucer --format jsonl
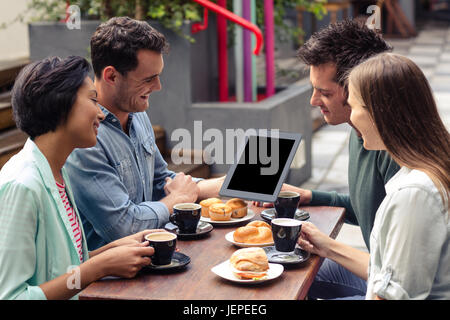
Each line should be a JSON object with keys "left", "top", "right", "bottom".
{"left": 225, "top": 231, "right": 274, "bottom": 248}
{"left": 211, "top": 260, "right": 283, "bottom": 284}
{"left": 200, "top": 209, "right": 256, "bottom": 226}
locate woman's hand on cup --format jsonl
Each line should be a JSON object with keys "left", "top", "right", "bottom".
{"left": 97, "top": 241, "right": 154, "bottom": 279}
{"left": 297, "top": 222, "right": 333, "bottom": 258}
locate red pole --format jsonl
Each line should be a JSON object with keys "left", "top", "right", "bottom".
{"left": 191, "top": 8, "right": 209, "bottom": 33}
{"left": 243, "top": 0, "right": 252, "bottom": 102}
{"left": 61, "top": 1, "right": 70, "bottom": 22}
{"left": 217, "top": 0, "right": 228, "bottom": 102}
{"left": 192, "top": 0, "right": 264, "bottom": 102}
{"left": 193, "top": 0, "right": 263, "bottom": 55}
{"left": 264, "top": 0, "right": 275, "bottom": 97}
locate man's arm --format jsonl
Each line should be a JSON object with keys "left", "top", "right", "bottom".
{"left": 279, "top": 184, "right": 359, "bottom": 225}
{"left": 65, "top": 146, "right": 176, "bottom": 244}
{"left": 164, "top": 174, "right": 225, "bottom": 201}
{"left": 309, "top": 189, "right": 358, "bottom": 225}
{"left": 159, "top": 172, "right": 199, "bottom": 209}
{"left": 195, "top": 175, "right": 225, "bottom": 200}
{"left": 150, "top": 129, "right": 205, "bottom": 203}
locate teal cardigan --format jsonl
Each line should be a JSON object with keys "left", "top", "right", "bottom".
{"left": 0, "top": 139, "right": 89, "bottom": 300}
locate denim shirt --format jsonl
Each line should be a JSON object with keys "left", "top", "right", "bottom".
{"left": 65, "top": 107, "right": 177, "bottom": 250}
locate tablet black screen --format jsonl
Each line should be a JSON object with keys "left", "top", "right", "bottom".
{"left": 226, "top": 136, "right": 295, "bottom": 195}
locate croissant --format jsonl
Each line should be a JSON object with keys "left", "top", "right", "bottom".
{"left": 246, "top": 220, "right": 271, "bottom": 229}
{"left": 233, "top": 225, "right": 273, "bottom": 244}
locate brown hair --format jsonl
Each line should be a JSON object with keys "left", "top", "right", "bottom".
{"left": 349, "top": 53, "right": 450, "bottom": 206}
{"left": 297, "top": 19, "right": 392, "bottom": 87}
{"left": 91, "top": 17, "right": 168, "bottom": 79}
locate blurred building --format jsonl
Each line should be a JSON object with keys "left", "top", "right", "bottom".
{"left": 0, "top": 0, "right": 29, "bottom": 61}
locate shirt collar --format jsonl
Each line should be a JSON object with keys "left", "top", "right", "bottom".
{"left": 98, "top": 104, "right": 134, "bottom": 131}
{"left": 25, "top": 138, "right": 63, "bottom": 194}
{"left": 384, "top": 166, "right": 410, "bottom": 194}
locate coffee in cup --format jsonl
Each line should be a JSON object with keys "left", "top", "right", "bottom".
{"left": 271, "top": 218, "right": 302, "bottom": 252}
{"left": 145, "top": 232, "right": 177, "bottom": 265}
{"left": 274, "top": 191, "right": 300, "bottom": 219}
{"left": 170, "top": 203, "right": 202, "bottom": 233}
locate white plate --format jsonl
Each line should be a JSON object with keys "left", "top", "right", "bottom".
{"left": 225, "top": 231, "right": 274, "bottom": 248}
{"left": 211, "top": 260, "right": 284, "bottom": 284}
{"left": 200, "top": 209, "right": 256, "bottom": 226}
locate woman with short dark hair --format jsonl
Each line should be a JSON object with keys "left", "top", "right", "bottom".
{"left": 0, "top": 56, "right": 165, "bottom": 300}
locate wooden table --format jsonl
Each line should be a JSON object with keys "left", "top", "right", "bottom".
{"left": 79, "top": 205, "right": 345, "bottom": 300}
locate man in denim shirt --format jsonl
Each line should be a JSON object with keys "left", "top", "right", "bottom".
{"left": 66, "top": 17, "right": 223, "bottom": 250}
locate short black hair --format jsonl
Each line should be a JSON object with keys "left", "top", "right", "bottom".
{"left": 297, "top": 19, "right": 392, "bottom": 86}
{"left": 90, "top": 16, "right": 168, "bottom": 78}
{"left": 11, "top": 56, "right": 91, "bottom": 139}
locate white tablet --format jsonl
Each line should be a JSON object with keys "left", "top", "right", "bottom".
{"left": 219, "top": 130, "right": 302, "bottom": 203}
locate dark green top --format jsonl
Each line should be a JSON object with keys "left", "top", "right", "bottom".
{"left": 310, "top": 129, "right": 400, "bottom": 250}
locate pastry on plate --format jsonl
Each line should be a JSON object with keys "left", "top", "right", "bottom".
{"left": 199, "top": 198, "right": 222, "bottom": 218}
{"left": 209, "top": 203, "right": 232, "bottom": 221}
{"left": 246, "top": 220, "right": 271, "bottom": 229}
{"left": 233, "top": 221, "right": 273, "bottom": 244}
{"left": 225, "top": 198, "right": 248, "bottom": 218}
{"left": 229, "top": 247, "right": 269, "bottom": 280}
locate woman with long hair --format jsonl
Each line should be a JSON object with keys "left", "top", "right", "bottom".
{"left": 298, "top": 53, "right": 449, "bottom": 299}
{"left": 0, "top": 56, "right": 167, "bottom": 300}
